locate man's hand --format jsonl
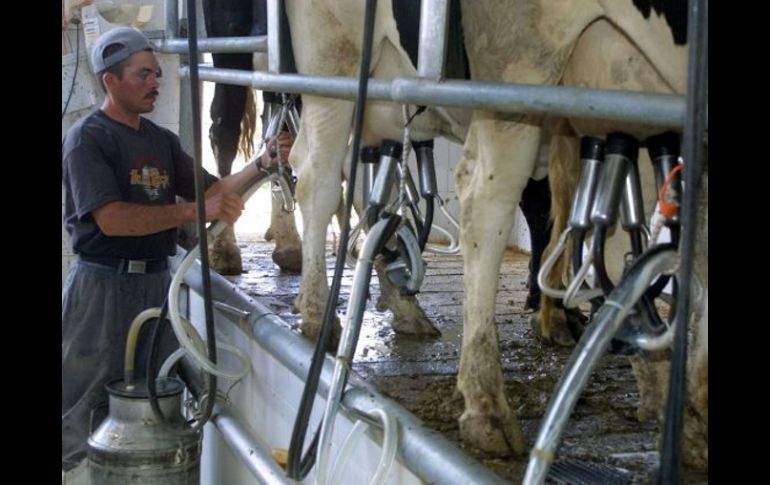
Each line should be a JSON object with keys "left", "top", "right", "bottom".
{"left": 260, "top": 130, "right": 295, "bottom": 169}
{"left": 204, "top": 191, "right": 245, "bottom": 226}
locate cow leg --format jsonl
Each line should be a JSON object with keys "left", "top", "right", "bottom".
{"left": 518, "top": 175, "right": 552, "bottom": 312}
{"left": 207, "top": 83, "right": 249, "bottom": 275}
{"left": 261, "top": 96, "right": 304, "bottom": 271}
{"left": 687, "top": 170, "right": 708, "bottom": 468}
{"left": 373, "top": 260, "right": 440, "bottom": 336}
{"left": 685, "top": 290, "right": 708, "bottom": 468}
{"left": 532, "top": 125, "right": 587, "bottom": 346}
{"left": 455, "top": 116, "right": 539, "bottom": 455}
{"left": 630, "top": 168, "right": 708, "bottom": 469}
{"left": 203, "top": 0, "right": 256, "bottom": 275}
{"left": 264, "top": 175, "right": 303, "bottom": 272}
{"left": 292, "top": 97, "right": 353, "bottom": 341}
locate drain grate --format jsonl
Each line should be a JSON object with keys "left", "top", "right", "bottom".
{"left": 546, "top": 459, "right": 632, "bottom": 485}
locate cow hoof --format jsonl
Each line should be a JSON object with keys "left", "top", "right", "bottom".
{"left": 300, "top": 317, "right": 342, "bottom": 353}
{"left": 208, "top": 229, "right": 243, "bottom": 275}
{"left": 529, "top": 313, "right": 575, "bottom": 347}
{"left": 459, "top": 411, "right": 526, "bottom": 456}
{"left": 264, "top": 226, "right": 274, "bottom": 242}
{"left": 391, "top": 315, "right": 441, "bottom": 337}
{"left": 682, "top": 418, "right": 708, "bottom": 468}
{"left": 208, "top": 249, "right": 243, "bottom": 275}
{"left": 564, "top": 308, "right": 587, "bottom": 337}
{"left": 272, "top": 246, "right": 302, "bottom": 272}
{"left": 377, "top": 293, "right": 441, "bottom": 337}
{"left": 680, "top": 380, "right": 708, "bottom": 469}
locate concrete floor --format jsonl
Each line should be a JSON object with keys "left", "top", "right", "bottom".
{"left": 226, "top": 229, "right": 707, "bottom": 484}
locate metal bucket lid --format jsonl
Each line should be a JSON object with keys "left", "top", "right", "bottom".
{"left": 105, "top": 377, "right": 184, "bottom": 399}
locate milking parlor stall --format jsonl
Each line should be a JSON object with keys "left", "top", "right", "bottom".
{"left": 62, "top": 0, "right": 708, "bottom": 483}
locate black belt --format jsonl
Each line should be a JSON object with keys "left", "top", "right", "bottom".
{"left": 79, "top": 254, "right": 169, "bottom": 274}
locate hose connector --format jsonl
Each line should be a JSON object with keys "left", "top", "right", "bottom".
{"left": 590, "top": 132, "right": 639, "bottom": 227}
{"left": 568, "top": 136, "right": 605, "bottom": 230}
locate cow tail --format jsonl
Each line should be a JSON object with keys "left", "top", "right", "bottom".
{"left": 239, "top": 88, "right": 257, "bottom": 160}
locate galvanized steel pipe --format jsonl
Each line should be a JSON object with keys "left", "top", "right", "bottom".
{"left": 267, "top": 0, "right": 284, "bottom": 72}
{"left": 391, "top": 77, "right": 687, "bottom": 128}
{"left": 154, "top": 37, "right": 267, "bottom": 54}
{"left": 179, "top": 66, "right": 688, "bottom": 128}
{"left": 418, "top": 0, "right": 449, "bottom": 79}
{"left": 170, "top": 252, "right": 507, "bottom": 485}
{"left": 210, "top": 405, "right": 295, "bottom": 485}
{"left": 164, "top": 0, "right": 178, "bottom": 39}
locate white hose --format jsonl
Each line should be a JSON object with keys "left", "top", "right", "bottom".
{"left": 124, "top": 307, "right": 164, "bottom": 382}
{"left": 368, "top": 408, "right": 398, "bottom": 485}
{"left": 425, "top": 201, "right": 460, "bottom": 255}
{"left": 324, "top": 420, "right": 367, "bottom": 485}
{"left": 158, "top": 348, "right": 187, "bottom": 378}
{"left": 320, "top": 408, "right": 399, "bottom": 485}
{"left": 166, "top": 171, "right": 281, "bottom": 381}
{"left": 562, "top": 239, "right": 604, "bottom": 308}
{"left": 158, "top": 341, "right": 251, "bottom": 380}
{"left": 635, "top": 272, "right": 706, "bottom": 351}
{"left": 537, "top": 227, "right": 573, "bottom": 300}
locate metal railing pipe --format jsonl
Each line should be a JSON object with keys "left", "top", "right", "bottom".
{"left": 179, "top": 66, "right": 688, "bottom": 128}
{"left": 177, "top": 358, "right": 294, "bottom": 485}
{"left": 179, "top": 65, "right": 391, "bottom": 100}
{"left": 154, "top": 36, "right": 267, "bottom": 54}
{"left": 418, "top": 0, "right": 449, "bottom": 79}
{"left": 211, "top": 405, "right": 295, "bottom": 485}
{"left": 170, "top": 251, "right": 507, "bottom": 485}
{"left": 267, "top": 0, "right": 284, "bottom": 72}
{"left": 164, "top": 0, "right": 178, "bottom": 39}
{"left": 391, "top": 77, "right": 687, "bottom": 128}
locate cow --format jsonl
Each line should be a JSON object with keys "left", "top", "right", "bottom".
{"left": 280, "top": 0, "right": 706, "bottom": 466}
{"left": 534, "top": 11, "right": 707, "bottom": 467}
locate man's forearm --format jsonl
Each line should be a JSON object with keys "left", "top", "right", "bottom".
{"left": 92, "top": 201, "right": 197, "bottom": 236}
{"left": 206, "top": 162, "right": 260, "bottom": 198}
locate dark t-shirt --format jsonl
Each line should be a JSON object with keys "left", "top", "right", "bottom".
{"left": 62, "top": 110, "right": 218, "bottom": 259}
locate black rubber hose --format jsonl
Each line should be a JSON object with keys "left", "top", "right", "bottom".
{"left": 287, "top": 0, "right": 379, "bottom": 478}
{"left": 571, "top": 228, "right": 586, "bottom": 278}
{"left": 365, "top": 203, "right": 381, "bottom": 231}
{"left": 417, "top": 196, "right": 434, "bottom": 252}
{"left": 569, "top": 229, "right": 604, "bottom": 309}
{"left": 659, "top": 0, "right": 708, "bottom": 476}
{"left": 646, "top": 224, "right": 681, "bottom": 300}
{"left": 184, "top": 0, "right": 217, "bottom": 430}
{"left": 592, "top": 224, "right": 615, "bottom": 296}
{"left": 144, "top": 0, "right": 218, "bottom": 433}
{"left": 629, "top": 228, "right": 644, "bottom": 257}
{"left": 145, "top": 300, "right": 188, "bottom": 430}
{"left": 627, "top": 228, "right": 669, "bottom": 332}
{"left": 407, "top": 199, "right": 424, "bottom": 240}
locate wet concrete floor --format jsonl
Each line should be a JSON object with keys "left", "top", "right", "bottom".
{"left": 229, "top": 234, "right": 707, "bottom": 484}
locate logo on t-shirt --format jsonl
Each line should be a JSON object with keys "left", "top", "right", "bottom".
{"left": 130, "top": 162, "right": 170, "bottom": 201}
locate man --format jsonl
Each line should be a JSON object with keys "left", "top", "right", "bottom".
{"left": 61, "top": 26, "right": 291, "bottom": 477}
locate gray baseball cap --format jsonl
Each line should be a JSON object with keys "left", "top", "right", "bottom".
{"left": 90, "top": 27, "right": 155, "bottom": 74}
